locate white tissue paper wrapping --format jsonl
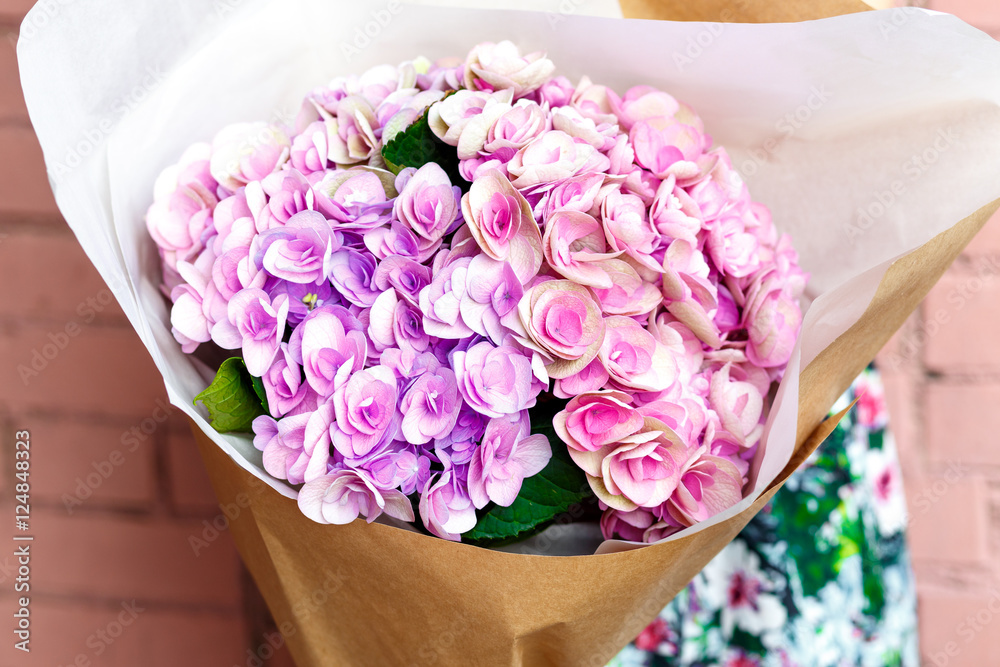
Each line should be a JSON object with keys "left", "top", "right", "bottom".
{"left": 17, "top": 0, "right": 1000, "bottom": 553}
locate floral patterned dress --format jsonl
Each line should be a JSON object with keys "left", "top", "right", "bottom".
{"left": 609, "top": 367, "right": 918, "bottom": 667}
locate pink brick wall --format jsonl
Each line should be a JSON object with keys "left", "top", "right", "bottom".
{"left": 0, "top": 5, "right": 293, "bottom": 664}
{"left": 0, "top": 2, "right": 997, "bottom": 666}
{"left": 879, "top": 4, "right": 1000, "bottom": 664}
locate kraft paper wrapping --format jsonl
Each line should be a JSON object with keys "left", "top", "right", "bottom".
{"left": 17, "top": 0, "right": 1000, "bottom": 664}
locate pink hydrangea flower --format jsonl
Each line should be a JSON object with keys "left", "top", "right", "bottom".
{"left": 538, "top": 172, "right": 604, "bottom": 222}
{"left": 419, "top": 468, "right": 477, "bottom": 541}
{"left": 226, "top": 287, "right": 289, "bottom": 376}
{"left": 483, "top": 99, "right": 550, "bottom": 157}
{"left": 709, "top": 363, "right": 764, "bottom": 447}
{"left": 599, "top": 506, "right": 657, "bottom": 542}
{"left": 393, "top": 162, "right": 460, "bottom": 245}
{"left": 602, "top": 190, "right": 661, "bottom": 273}
{"left": 468, "top": 414, "right": 551, "bottom": 508}
{"left": 451, "top": 337, "right": 540, "bottom": 418}
{"left": 462, "top": 40, "right": 555, "bottom": 97}
{"left": 373, "top": 255, "right": 431, "bottom": 306}
{"left": 289, "top": 305, "right": 368, "bottom": 397}
{"left": 419, "top": 255, "right": 475, "bottom": 339}
{"left": 289, "top": 120, "right": 328, "bottom": 175}
{"left": 209, "top": 122, "right": 290, "bottom": 193}
{"left": 327, "top": 248, "right": 381, "bottom": 308}
{"left": 630, "top": 117, "right": 703, "bottom": 181}
{"left": 327, "top": 95, "right": 381, "bottom": 165}
{"left": 459, "top": 254, "right": 523, "bottom": 344}
{"left": 666, "top": 448, "right": 744, "bottom": 526}
{"left": 298, "top": 468, "right": 414, "bottom": 525}
{"left": 461, "top": 169, "right": 542, "bottom": 283}
{"left": 169, "top": 253, "right": 217, "bottom": 353}
{"left": 253, "top": 413, "right": 311, "bottom": 485}
{"left": 553, "top": 390, "right": 643, "bottom": 453}
{"left": 399, "top": 366, "right": 462, "bottom": 445}
{"left": 542, "top": 209, "right": 621, "bottom": 289}
{"left": 257, "top": 210, "right": 339, "bottom": 284}
{"left": 146, "top": 143, "right": 218, "bottom": 275}
{"left": 742, "top": 271, "right": 802, "bottom": 369}
{"left": 314, "top": 169, "right": 393, "bottom": 231}
{"left": 332, "top": 364, "right": 399, "bottom": 459}
{"left": 261, "top": 342, "right": 309, "bottom": 418}
{"left": 428, "top": 89, "right": 513, "bottom": 146}
{"left": 514, "top": 279, "right": 606, "bottom": 379}
{"left": 607, "top": 85, "right": 680, "bottom": 131}
{"left": 598, "top": 315, "right": 676, "bottom": 393}
{"left": 507, "top": 130, "right": 610, "bottom": 190}
{"left": 368, "top": 289, "right": 430, "bottom": 354}
{"left": 572, "top": 418, "right": 689, "bottom": 511}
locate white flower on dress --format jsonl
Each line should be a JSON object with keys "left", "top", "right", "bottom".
{"left": 700, "top": 540, "right": 788, "bottom": 643}
{"left": 866, "top": 434, "right": 908, "bottom": 537}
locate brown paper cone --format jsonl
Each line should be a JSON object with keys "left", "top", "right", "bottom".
{"left": 186, "top": 0, "right": 1000, "bottom": 662}
{"left": 618, "top": 0, "right": 871, "bottom": 23}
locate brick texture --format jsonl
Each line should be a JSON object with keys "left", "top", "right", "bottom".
{"left": 923, "top": 266, "right": 1000, "bottom": 375}
{"left": 0, "top": 323, "right": 167, "bottom": 417}
{"left": 925, "top": 383, "right": 1000, "bottom": 467}
{"left": 0, "top": 230, "right": 129, "bottom": 324}
{"left": 0, "top": 126, "right": 59, "bottom": 217}
{"left": 929, "top": 0, "right": 1000, "bottom": 31}
{"left": 0, "top": 600, "right": 247, "bottom": 667}
{"left": 23, "top": 506, "right": 243, "bottom": 607}
{"left": 28, "top": 416, "right": 156, "bottom": 509}
{"left": 0, "top": 32, "right": 27, "bottom": 124}
{"left": 0, "top": 0, "right": 32, "bottom": 25}
{"left": 918, "top": 588, "right": 1000, "bottom": 667}
{"left": 906, "top": 472, "right": 989, "bottom": 564}
{"left": 965, "top": 210, "right": 1000, "bottom": 256}
{"left": 167, "top": 430, "right": 225, "bottom": 515}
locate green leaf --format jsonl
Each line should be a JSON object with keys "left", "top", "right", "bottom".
{"left": 194, "top": 358, "right": 268, "bottom": 433}
{"left": 464, "top": 401, "right": 594, "bottom": 547}
{"left": 251, "top": 374, "right": 270, "bottom": 416}
{"left": 380, "top": 105, "right": 467, "bottom": 192}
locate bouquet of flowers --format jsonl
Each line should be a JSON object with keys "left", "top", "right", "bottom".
{"left": 19, "top": 0, "right": 1000, "bottom": 664}
{"left": 148, "top": 40, "right": 807, "bottom": 544}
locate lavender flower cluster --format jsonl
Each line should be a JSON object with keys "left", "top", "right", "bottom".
{"left": 147, "top": 41, "right": 806, "bottom": 542}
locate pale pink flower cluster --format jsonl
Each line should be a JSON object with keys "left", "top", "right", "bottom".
{"left": 148, "top": 40, "right": 805, "bottom": 542}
